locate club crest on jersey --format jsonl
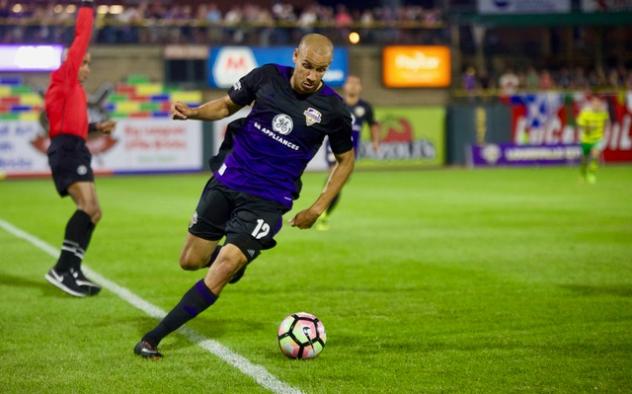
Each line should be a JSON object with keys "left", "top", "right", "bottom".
{"left": 272, "top": 113, "right": 294, "bottom": 135}
{"left": 354, "top": 105, "right": 366, "bottom": 118}
{"left": 303, "top": 107, "right": 322, "bottom": 126}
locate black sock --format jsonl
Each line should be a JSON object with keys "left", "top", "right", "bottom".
{"left": 54, "top": 210, "right": 94, "bottom": 272}
{"left": 327, "top": 193, "right": 341, "bottom": 215}
{"left": 143, "top": 280, "right": 217, "bottom": 346}
{"left": 203, "top": 245, "right": 222, "bottom": 268}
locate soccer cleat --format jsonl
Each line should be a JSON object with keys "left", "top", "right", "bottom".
{"left": 45, "top": 268, "right": 92, "bottom": 297}
{"left": 70, "top": 267, "right": 102, "bottom": 293}
{"left": 134, "top": 340, "right": 163, "bottom": 359}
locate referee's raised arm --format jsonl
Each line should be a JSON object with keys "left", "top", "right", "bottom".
{"left": 61, "top": 0, "right": 95, "bottom": 82}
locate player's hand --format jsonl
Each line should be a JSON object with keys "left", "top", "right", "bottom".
{"left": 171, "top": 101, "right": 193, "bottom": 120}
{"left": 95, "top": 120, "right": 116, "bottom": 134}
{"left": 372, "top": 140, "right": 380, "bottom": 152}
{"left": 289, "top": 208, "right": 321, "bottom": 229}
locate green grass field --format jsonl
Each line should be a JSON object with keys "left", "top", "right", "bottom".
{"left": 1, "top": 166, "right": 631, "bottom": 393}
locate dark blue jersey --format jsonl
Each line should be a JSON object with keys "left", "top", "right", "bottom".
{"left": 347, "top": 98, "right": 377, "bottom": 151}
{"left": 348, "top": 99, "right": 376, "bottom": 134}
{"left": 213, "top": 64, "right": 353, "bottom": 209}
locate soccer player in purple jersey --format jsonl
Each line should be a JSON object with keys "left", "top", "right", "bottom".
{"left": 134, "top": 34, "right": 354, "bottom": 359}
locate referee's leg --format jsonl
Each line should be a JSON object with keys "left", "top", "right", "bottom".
{"left": 68, "top": 181, "right": 101, "bottom": 223}
{"left": 46, "top": 181, "right": 102, "bottom": 296}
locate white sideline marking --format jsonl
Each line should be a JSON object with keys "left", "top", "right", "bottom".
{"left": 0, "top": 219, "right": 302, "bottom": 394}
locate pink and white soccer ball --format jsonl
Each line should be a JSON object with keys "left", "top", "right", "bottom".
{"left": 277, "top": 312, "right": 326, "bottom": 359}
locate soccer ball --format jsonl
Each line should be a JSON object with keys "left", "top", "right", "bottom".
{"left": 277, "top": 312, "right": 326, "bottom": 359}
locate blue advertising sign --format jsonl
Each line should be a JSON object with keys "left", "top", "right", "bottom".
{"left": 208, "top": 46, "right": 348, "bottom": 88}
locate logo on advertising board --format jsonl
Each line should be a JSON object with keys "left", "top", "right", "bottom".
{"left": 380, "top": 116, "right": 414, "bottom": 143}
{"left": 353, "top": 107, "right": 445, "bottom": 168}
{"left": 382, "top": 46, "right": 451, "bottom": 88}
{"left": 211, "top": 47, "right": 257, "bottom": 88}
{"left": 208, "top": 47, "right": 348, "bottom": 88}
{"left": 481, "top": 144, "right": 501, "bottom": 164}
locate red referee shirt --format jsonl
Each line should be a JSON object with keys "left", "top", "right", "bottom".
{"left": 45, "top": 5, "right": 94, "bottom": 140}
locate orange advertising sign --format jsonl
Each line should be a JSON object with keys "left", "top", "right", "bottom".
{"left": 383, "top": 46, "right": 451, "bottom": 88}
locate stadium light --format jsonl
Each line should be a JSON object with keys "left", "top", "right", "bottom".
{"left": 349, "top": 32, "right": 361, "bottom": 45}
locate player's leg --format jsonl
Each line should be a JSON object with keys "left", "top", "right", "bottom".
{"left": 133, "top": 178, "right": 232, "bottom": 358}
{"left": 134, "top": 192, "right": 283, "bottom": 358}
{"left": 178, "top": 233, "right": 219, "bottom": 271}
{"left": 587, "top": 144, "right": 600, "bottom": 184}
{"left": 179, "top": 178, "right": 232, "bottom": 271}
{"left": 579, "top": 143, "right": 591, "bottom": 180}
{"left": 134, "top": 244, "right": 248, "bottom": 359}
{"left": 180, "top": 178, "right": 261, "bottom": 278}
{"left": 45, "top": 137, "right": 99, "bottom": 297}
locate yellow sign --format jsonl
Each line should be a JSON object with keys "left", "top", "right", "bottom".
{"left": 383, "top": 46, "right": 451, "bottom": 88}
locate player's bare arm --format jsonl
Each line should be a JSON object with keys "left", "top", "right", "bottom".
{"left": 171, "top": 95, "right": 242, "bottom": 121}
{"left": 291, "top": 149, "right": 355, "bottom": 229}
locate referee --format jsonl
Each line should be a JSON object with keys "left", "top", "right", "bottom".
{"left": 44, "top": 0, "right": 115, "bottom": 297}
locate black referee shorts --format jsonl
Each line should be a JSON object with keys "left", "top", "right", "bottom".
{"left": 188, "top": 178, "right": 288, "bottom": 262}
{"left": 47, "top": 134, "right": 94, "bottom": 197}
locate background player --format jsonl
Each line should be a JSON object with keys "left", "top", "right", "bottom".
{"left": 577, "top": 95, "right": 609, "bottom": 184}
{"left": 317, "top": 75, "right": 379, "bottom": 230}
{"left": 44, "top": 0, "right": 116, "bottom": 297}
{"left": 133, "top": 34, "right": 354, "bottom": 359}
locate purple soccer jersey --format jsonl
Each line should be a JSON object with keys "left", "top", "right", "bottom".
{"left": 213, "top": 64, "right": 353, "bottom": 209}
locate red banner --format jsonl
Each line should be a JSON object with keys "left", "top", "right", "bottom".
{"left": 508, "top": 92, "right": 632, "bottom": 162}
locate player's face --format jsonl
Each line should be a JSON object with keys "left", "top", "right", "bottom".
{"left": 590, "top": 96, "right": 602, "bottom": 110}
{"left": 292, "top": 48, "right": 331, "bottom": 94}
{"left": 78, "top": 53, "right": 91, "bottom": 84}
{"left": 343, "top": 76, "right": 362, "bottom": 97}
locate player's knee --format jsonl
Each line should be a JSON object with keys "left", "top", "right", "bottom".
{"left": 178, "top": 250, "right": 205, "bottom": 271}
{"left": 179, "top": 255, "right": 198, "bottom": 271}
{"left": 214, "top": 252, "right": 247, "bottom": 279}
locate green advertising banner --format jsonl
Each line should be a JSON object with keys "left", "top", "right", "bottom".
{"left": 357, "top": 106, "right": 445, "bottom": 168}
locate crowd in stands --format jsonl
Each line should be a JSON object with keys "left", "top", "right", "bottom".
{"left": 0, "top": 1, "right": 445, "bottom": 45}
{"left": 461, "top": 65, "right": 632, "bottom": 96}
